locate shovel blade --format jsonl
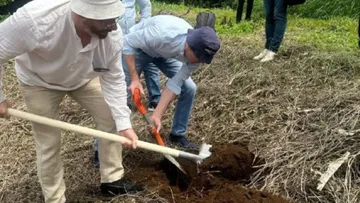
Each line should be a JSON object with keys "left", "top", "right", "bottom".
{"left": 164, "top": 154, "right": 187, "bottom": 174}
{"left": 197, "top": 143, "right": 212, "bottom": 164}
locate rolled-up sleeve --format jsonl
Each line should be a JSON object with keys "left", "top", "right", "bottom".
{"left": 100, "top": 51, "right": 132, "bottom": 132}
{"left": 166, "top": 63, "right": 198, "bottom": 95}
{"left": 0, "top": 9, "right": 38, "bottom": 103}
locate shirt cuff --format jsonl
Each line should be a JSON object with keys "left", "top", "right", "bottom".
{"left": 115, "top": 117, "right": 132, "bottom": 132}
{"left": 166, "top": 78, "right": 182, "bottom": 95}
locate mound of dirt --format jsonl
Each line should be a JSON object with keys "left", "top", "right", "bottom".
{"left": 200, "top": 142, "right": 259, "bottom": 181}
{"left": 126, "top": 143, "right": 291, "bottom": 203}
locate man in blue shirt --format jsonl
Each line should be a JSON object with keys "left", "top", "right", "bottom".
{"left": 123, "top": 15, "right": 220, "bottom": 148}
{"left": 120, "top": 0, "right": 161, "bottom": 110}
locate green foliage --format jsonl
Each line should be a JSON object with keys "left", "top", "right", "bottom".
{"left": 0, "top": 0, "right": 10, "bottom": 6}
{"left": 155, "top": 0, "right": 359, "bottom": 19}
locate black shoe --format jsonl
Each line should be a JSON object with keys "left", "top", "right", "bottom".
{"left": 148, "top": 102, "right": 158, "bottom": 112}
{"left": 100, "top": 178, "right": 145, "bottom": 196}
{"left": 168, "top": 133, "right": 197, "bottom": 149}
{"left": 93, "top": 150, "right": 100, "bottom": 168}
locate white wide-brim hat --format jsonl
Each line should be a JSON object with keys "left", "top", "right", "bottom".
{"left": 71, "top": 0, "right": 125, "bottom": 20}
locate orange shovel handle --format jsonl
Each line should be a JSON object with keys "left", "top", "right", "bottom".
{"left": 152, "top": 128, "right": 165, "bottom": 146}
{"left": 133, "top": 88, "right": 165, "bottom": 146}
{"left": 133, "top": 88, "right": 147, "bottom": 115}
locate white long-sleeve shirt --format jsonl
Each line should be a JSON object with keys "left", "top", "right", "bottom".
{"left": 0, "top": 0, "right": 131, "bottom": 131}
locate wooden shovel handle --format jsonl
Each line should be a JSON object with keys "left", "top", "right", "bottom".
{"left": 6, "top": 108, "right": 179, "bottom": 157}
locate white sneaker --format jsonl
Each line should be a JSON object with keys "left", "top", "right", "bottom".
{"left": 260, "top": 51, "right": 276, "bottom": 63}
{"left": 253, "top": 49, "right": 268, "bottom": 60}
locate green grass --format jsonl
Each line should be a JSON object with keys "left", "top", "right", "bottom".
{"left": 152, "top": 1, "right": 359, "bottom": 53}
{"left": 0, "top": 1, "right": 358, "bottom": 53}
{"left": 157, "top": 0, "right": 359, "bottom": 19}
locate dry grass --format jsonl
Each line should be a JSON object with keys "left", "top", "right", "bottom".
{"left": 1, "top": 34, "right": 360, "bottom": 203}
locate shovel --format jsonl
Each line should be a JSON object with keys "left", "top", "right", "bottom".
{"left": 6, "top": 108, "right": 211, "bottom": 166}
{"left": 132, "top": 88, "right": 188, "bottom": 174}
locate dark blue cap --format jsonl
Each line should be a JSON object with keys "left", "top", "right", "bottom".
{"left": 186, "top": 26, "right": 220, "bottom": 64}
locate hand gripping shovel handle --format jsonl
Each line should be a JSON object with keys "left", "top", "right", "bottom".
{"left": 6, "top": 108, "right": 203, "bottom": 162}
{"left": 132, "top": 88, "right": 189, "bottom": 174}
{"left": 133, "top": 88, "right": 165, "bottom": 146}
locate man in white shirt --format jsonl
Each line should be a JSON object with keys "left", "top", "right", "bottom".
{"left": 0, "top": 0, "right": 144, "bottom": 202}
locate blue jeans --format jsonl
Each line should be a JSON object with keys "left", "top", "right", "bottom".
{"left": 136, "top": 53, "right": 197, "bottom": 136}
{"left": 122, "top": 58, "right": 161, "bottom": 104}
{"left": 264, "top": 0, "right": 287, "bottom": 52}
{"left": 94, "top": 54, "right": 196, "bottom": 155}
{"left": 94, "top": 57, "right": 161, "bottom": 155}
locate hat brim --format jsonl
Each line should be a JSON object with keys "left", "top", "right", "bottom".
{"left": 71, "top": 0, "right": 125, "bottom": 20}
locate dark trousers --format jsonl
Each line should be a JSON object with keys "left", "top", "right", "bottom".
{"left": 236, "top": 0, "right": 254, "bottom": 23}
{"left": 264, "top": 0, "right": 287, "bottom": 52}
{"left": 358, "top": 16, "right": 360, "bottom": 48}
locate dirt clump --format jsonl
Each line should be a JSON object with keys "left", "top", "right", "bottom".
{"left": 200, "top": 142, "right": 259, "bottom": 181}
{"left": 126, "top": 143, "right": 291, "bottom": 203}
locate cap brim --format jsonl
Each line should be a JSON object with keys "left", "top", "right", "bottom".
{"left": 71, "top": 0, "right": 125, "bottom": 20}
{"left": 201, "top": 55, "right": 214, "bottom": 64}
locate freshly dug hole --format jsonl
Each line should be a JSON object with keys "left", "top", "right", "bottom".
{"left": 153, "top": 143, "right": 291, "bottom": 203}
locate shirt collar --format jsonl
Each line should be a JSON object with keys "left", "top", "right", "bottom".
{"left": 67, "top": 8, "right": 99, "bottom": 53}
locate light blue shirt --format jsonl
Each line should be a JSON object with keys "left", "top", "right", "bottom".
{"left": 123, "top": 15, "right": 199, "bottom": 95}
{"left": 119, "top": 0, "right": 151, "bottom": 35}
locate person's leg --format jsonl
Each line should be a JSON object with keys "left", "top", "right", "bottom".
{"left": 264, "top": 0, "right": 275, "bottom": 50}
{"left": 93, "top": 137, "right": 100, "bottom": 168}
{"left": 19, "top": 82, "right": 67, "bottom": 203}
{"left": 254, "top": 0, "right": 274, "bottom": 60}
{"left": 93, "top": 55, "right": 137, "bottom": 167}
{"left": 122, "top": 56, "right": 140, "bottom": 106}
{"left": 143, "top": 62, "right": 161, "bottom": 111}
{"left": 269, "top": 0, "right": 287, "bottom": 53}
{"left": 236, "top": 0, "right": 245, "bottom": 23}
{"left": 153, "top": 58, "right": 197, "bottom": 148}
{"left": 96, "top": 53, "right": 153, "bottom": 168}
{"left": 122, "top": 53, "right": 153, "bottom": 105}
{"left": 245, "top": 0, "right": 254, "bottom": 20}
{"left": 69, "top": 78, "right": 124, "bottom": 182}
{"left": 260, "top": 0, "right": 282, "bottom": 62}
{"left": 358, "top": 16, "right": 359, "bottom": 48}
{"left": 68, "top": 78, "right": 144, "bottom": 194}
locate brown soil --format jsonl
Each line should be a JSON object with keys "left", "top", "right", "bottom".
{"left": 200, "top": 142, "right": 259, "bottom": 181}
{"left": 126, "top": 143, "right": 291, "bottom": 203}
